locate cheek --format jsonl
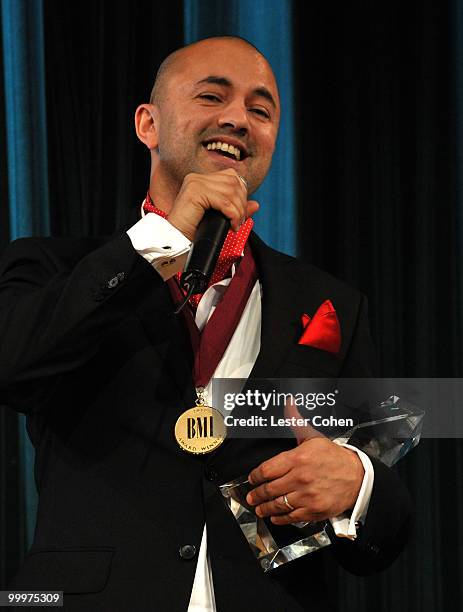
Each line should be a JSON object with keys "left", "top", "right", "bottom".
{"left": 158, "top": 119, "right": 194, "bottom": 155}
{"left": 257, "top": 130, "right": 277, "bottom": 156}
{"left": 257, "top": 138, "right": 276, "bottom": 169}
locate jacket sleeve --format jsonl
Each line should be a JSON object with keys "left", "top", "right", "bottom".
{"left": 0, "top": 234, "right": 162, "bottom": 413}
{"left": 328, "top": 456, "right": 412, "bottom": 575}
{"left": 329, "top": 292, "right": 413, "bottom": 574}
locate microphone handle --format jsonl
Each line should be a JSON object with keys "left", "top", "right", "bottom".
{"left": 180, "top": 209, "right": 229, "bottom": 294}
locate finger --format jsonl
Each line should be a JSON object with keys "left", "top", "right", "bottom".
{"left": 248, "top": 450, "right": 293, "bottom": 486}
{"left": 169, "top": 171, "right": 250, "bottom": 239}
{"left": 196, "top": 183, "right": 245, "bottom": 230}
{"left": 245, "top": 200, "right": 259, "bottom": 219}
{"left": 203, "top": 178, "right": 248, "bottom": 230}
{"left": 217, "top": 199, "right": 245, "bottom": 232}
{"left": 217, "top": 196, "right": 246, "bottom": 232}
{"left": 211, "top": 170, "right": 249, "bottom": 206}
{"left": 220, "top": 168, "right": 246, "bottom": 184}
{"left": 246, "top": 470, "right": 295, "bottom": 505}
{"left": 211, "top": 169, "right": 247, "bottom": 199}
{"left": 229, "top": 193, "right": 248, "bottom": 231}
{"left": 236, "top": 173, "right": 248, "bottom": 192}
{"left": 231, "top": 199, "right": 259, "bottom": 231}
{"left": 270, "top": 509, "right": 326, "bottom": 525}
{"left": 255, "top": 494, "right": 297, "bottom": 518}
{"left": 284, "top": 396, "right": 324, "bottom": 445}
{"left": 270, "top": 510, "right": 312, "bottom": 525}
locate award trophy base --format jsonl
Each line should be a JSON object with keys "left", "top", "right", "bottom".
{"left": 220, "top": 477, "right": 331, "bottom": 572}
{"left": 219, "top": 393, "right": 424, "bottom": 572}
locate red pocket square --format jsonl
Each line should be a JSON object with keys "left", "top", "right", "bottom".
{"left": 298, "top": 300, "right": 341, "bottom": 356}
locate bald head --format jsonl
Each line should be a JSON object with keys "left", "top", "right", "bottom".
{"left": 135, "top": 35, "right": 280, "bottom": 198}
{"left": 150, "top": 36, "right": 274, "bottom": 107}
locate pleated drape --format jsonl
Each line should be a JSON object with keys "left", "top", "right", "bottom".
{"left": 1, "top": 0, "right": 49, "bottom": 552}
{"left": 184, "top": 0, "right": 296, "bottom": 256}
{"left": 1, "top": 2, "right": 463, "bottom": 610}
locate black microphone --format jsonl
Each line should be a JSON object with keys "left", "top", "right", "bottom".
{"left": 180, "top": 209, "right": 229, "bottom": 296}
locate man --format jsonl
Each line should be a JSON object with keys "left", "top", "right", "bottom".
{"left": 0, "top": 37, "right": 411, "bottom": 611}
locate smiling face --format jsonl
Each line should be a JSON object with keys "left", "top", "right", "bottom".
{"left": 147, "top": 38, "right": 280, "bottom": 198}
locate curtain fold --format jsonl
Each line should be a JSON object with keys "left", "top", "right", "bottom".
{"left": 1, "top": 0, "right": 50, "bottom": 551}
{"left": 1, "top": 1, "right": 463, "bottom": 609}
{"left": 43, "top": 0, "right": 184, "bottom": 237}
{"left": 0, "top": 0, "right": 184, "bottom": 584}
{"left": 293, "top": 3, "right": 463, "bottom": 611}
{"left": 184, "top": 0, "right": 296, "bottom": 256}
{"left": 1, "top": 0, "right": 49, "bottom": 238}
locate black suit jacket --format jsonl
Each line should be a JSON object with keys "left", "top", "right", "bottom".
{"left": 0, "top": 224, "right": 411, "bottom": 612}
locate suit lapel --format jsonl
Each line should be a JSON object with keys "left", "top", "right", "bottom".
{"left": 248, "top": 234, "right": 296, "bottom": 379}
{"left": 248, "top": 233, "right": 328, "bottom": 379}
{"left": 211, "top": 233, "right": 339, "bottom": 465}
{"left": 116, "top": 214, "right": 337, "bottom": 405}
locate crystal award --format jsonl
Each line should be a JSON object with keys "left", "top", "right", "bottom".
{"left": 220, "top": 394, "right": 423, "bottom": 572}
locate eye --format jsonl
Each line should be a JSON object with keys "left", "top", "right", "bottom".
{"left": 250, "top": 108, "right": 270, "bottom": 119}
{"left": 198, "top": 94, "right": 221, "bottom": 102}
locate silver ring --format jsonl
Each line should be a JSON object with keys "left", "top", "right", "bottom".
{"left": 237, "top": 174, "right": 247, "bottom": 190}
{"left": 283, "top": 494, "right": 295, "bottom": 511}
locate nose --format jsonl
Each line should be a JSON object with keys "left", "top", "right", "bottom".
{"left": 217, "top": 99, "right": 249, "bottom": 135}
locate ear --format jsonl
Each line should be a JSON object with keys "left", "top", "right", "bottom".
{"left": 134, "top": 103, "right": 159, "bottom": 149}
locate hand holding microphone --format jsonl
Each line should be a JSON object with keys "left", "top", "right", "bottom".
{"left": 167, "top": 169, "right": 259, "bottom": 297}
{"left": 168, "top": 169, "right": 258, "bottom": 240}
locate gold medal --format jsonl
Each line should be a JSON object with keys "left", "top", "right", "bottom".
{"left": 175, "top": 390, "right": 226, "bottom": 454}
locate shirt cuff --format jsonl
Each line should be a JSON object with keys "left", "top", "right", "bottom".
{"left": 126, "top": 213, "right": 191, "bottom": 280}
{"left": 328, "top": 444, "right": 374, "bottom": 540}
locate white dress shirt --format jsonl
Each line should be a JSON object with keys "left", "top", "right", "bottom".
{"left": 127, "top": 211, "right": 374, "bottom": 611}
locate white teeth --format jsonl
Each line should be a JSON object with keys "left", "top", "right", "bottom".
{"left": 205, "top": 141, "right": 242, "bottom": 160}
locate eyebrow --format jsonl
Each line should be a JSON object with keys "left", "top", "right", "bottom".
{"left": 195, "top": 75, "right": 277, "bottom": 109}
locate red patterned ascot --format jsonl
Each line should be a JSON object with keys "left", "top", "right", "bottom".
{"left": 143, "top": 193, "right": 254, "bottom": 307}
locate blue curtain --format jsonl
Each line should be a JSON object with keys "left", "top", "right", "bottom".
{"left": 1, "top": 0, "right": 295, "bottom": 551}
{"left": 456, "top": 0, "right": 463, "bottom": 355}
{"left": 1, "top": 0, "right": 49, "bottom": 546}
{"left": 184, "top": 0, "right": 296, "bottom": 256}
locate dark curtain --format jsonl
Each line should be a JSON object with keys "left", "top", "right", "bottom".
{"left": 2, "top": 1, "right": 463, "bottom": 609}
{"left": 0, "top": 13, "right": 21, "bottom": 589}
{"left": 294, "top": 1, "right": 461, "bottom": 378}
{"left": 0, "top": 0, "right": 184, "bottom": 587}
{"left": 44, "top": 0, "right": 184, "bottom": 237}
{"left": 294, "top": 2, "right": 463, "bottom": 611}
{"left": 0, "top": 33, "right": 8, "bottom": 248}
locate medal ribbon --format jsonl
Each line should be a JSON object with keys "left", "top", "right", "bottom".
{"left": 168, "top": 244, "right": 258, "bottom": 388}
